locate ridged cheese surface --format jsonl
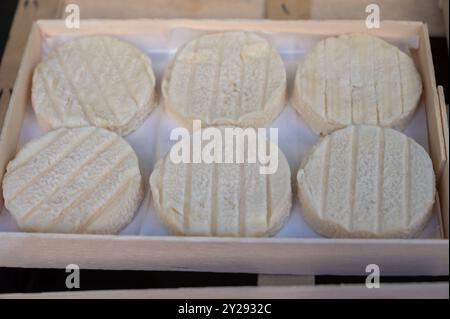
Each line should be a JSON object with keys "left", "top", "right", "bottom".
{"left": 293, "top": 33, "right": 422, "bottom": 135}
{"left": 32, "top": 36, "right": 156, "bottom": 136}
{"left": 162, "top": 32, "right": 287, "bottom": 128}
{"left": 297, "top": 125, "right": 435, "bottom": 238}
{"left": 2, "top": 127, "right": 143, "bottom": 234}
{"left": 150, "top": 129, "right": 292, "bottom": 237}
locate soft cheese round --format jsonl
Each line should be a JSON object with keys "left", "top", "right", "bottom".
{"left": 150, "top": 128, "right": 292, "bottom": 237}
{"left": 32, "top": 35, "right": 156, "bottom": 136}
{"left": 2, "top": 127, "right": 144, "bottom": 234}
{"left": 162, "top": 31, "right": 287, "bottom": 128}
{"left": 293, "top": 33, "right": 423, "bottom": 135}
{"left": 297, "top": 125, "right": 435, "bottom": 238}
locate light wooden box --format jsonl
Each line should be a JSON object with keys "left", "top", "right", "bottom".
{"left": 0, "top": 19, "right": 448, "bottom": 276}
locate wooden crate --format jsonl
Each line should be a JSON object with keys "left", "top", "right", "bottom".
{"left": 0, "top": 19, "right": 448, "bottom": 276}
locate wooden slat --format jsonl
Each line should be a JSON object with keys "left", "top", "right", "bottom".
{"left": 0, "top": 231, "right": 448, "bottom": 275}
{"left": 267, "top": 0, "right": 446, "bottom": 37}
{"left": 266, "top": 0, "right": 310, "bottom": 19}
{"left": 438, "top": 86, "right": 449, "bottom": 238}
{"left": 1, "top": 283, "right": 448, "bottom": 299}
{"left": 61, "top": 0, "right": 265, "bottom": 19}
{"left": 417, "top": 25, "right": 447, "bottom": 181}
{"left": 438, "top": 86, "right": 449, "bottom": 162}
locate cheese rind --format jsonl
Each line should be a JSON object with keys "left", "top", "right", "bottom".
{"left": 162, "top": 31, "right": 287, "bottom": 128}
{"left": 32, "top": 36, "right": 156, "bottom": 136}
{"left": 150, "top": 128, "right": 292, "bottom": 237}
{"left": 2, "top": 127, "right": 143, "bottom": 234}
{"left": 297, "top": 125, "right": 435, "bottom": 238}
{"left": 293, "top": 34, "right": 423, "bottom": 135}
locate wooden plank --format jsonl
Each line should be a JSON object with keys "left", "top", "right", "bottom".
{"left": 60, "top": 0, "right": 265, "bottom": 19}
{"left": 0, "top": 232, "right": 448, "bottom": 275}
{"left": 438, "top": 86, "right": 449, "bottom": 238}
{"left": 266, "top": 0, "right": 310, "bottom": 19}
{"left": 1, "top": 283, "right": 448, "bottom": 299}
{"left": 417, "top": 25, "right": 447, "bottom": 180}
{"left": 267, "top": 0, "right": 446, "bottom": 36}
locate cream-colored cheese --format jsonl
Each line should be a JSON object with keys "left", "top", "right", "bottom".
{"left": 32, "top": 36, "right": 156, "bottom": 136}
{"left": 3, "top": 127, "right": 143, "bottom": 234}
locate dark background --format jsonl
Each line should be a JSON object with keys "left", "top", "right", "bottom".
{"left": 0, "top": 0, "right": 18, "bottom": 66}
{"left": 0, "top": 0, "right": 448, "bottom": 293}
